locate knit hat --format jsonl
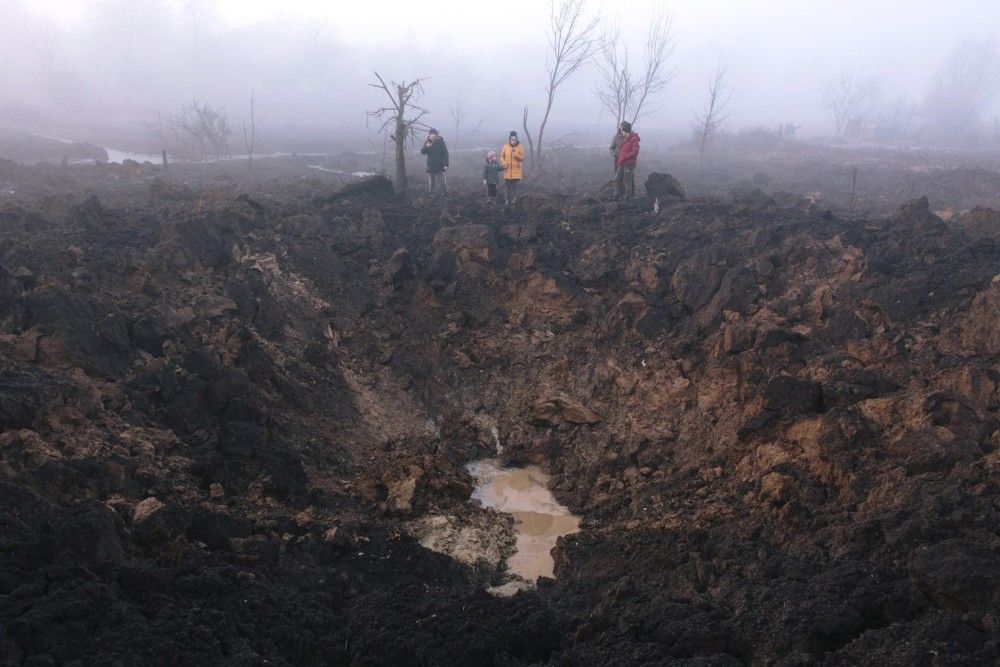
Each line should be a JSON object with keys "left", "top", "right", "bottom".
{"left": 620, "top": 121, "right": 632, "bottom": 133}
{"left": 509, "top": 131, "right": 518, "bottom": 139}
{"left": 487, "top": 150, "right": 498, "bottom": 160}
{"left": 429, "top": 128, "right": 439, "bottom": 135}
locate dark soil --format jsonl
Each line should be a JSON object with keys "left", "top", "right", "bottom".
{"left": 1, "top": 153, "right": 999, "bottom": 665}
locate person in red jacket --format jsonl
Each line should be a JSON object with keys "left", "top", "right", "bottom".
{"left": 614, "top": 121, "right": 640, "bottom": 200}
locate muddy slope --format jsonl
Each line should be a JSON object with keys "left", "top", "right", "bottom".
{"left": 1, "top": 169, "right": 999, "bottom": 665}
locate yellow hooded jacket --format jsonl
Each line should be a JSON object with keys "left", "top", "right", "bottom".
{"left": 500, "top": 142, "right": 525, "bottom": 180}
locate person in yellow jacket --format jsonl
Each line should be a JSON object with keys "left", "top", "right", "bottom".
{"left": 499, "top": 131, "right": 526, "bottom": 205}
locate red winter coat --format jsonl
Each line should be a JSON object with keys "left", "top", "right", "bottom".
{"left": 616, "top": 132, "right": 640, "bottom": 168}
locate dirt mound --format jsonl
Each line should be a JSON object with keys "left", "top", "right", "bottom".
{"left": 324, "top": 174, "right": 395, "bottom": 203}
{"left": 644, "top": 171, "right": 685, "bottom": 199}
{"left": 1, "top": 171, "right": 999, "bottom": 664}
{"left": 956, "top": 205, "right": 1000, "bottom": 239}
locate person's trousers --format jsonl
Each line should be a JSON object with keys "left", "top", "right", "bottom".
{"left": 614, "top": 166, "right": 635, "bottom": 199}
{"left": 428, "top": 171, "right": 448, "bottom": 195}
{"left": 486, "top": 183, "right": 498, "bottom": 198}
{"left": 505, "top": 179, "right": 520, "bottom": 202}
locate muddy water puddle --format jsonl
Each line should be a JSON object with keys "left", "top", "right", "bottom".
{"left": 467, "top": 460, "right": 580, "bottom": 593}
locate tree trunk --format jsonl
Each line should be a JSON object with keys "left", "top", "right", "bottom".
{"left": 521, "top": 107, "right": 535, "bottom": 175}
{"left": 395, "top": 114, "right": 407, "bottom": 191}
{"left": 535, "top": 85, "right": 557, "bottom": 172}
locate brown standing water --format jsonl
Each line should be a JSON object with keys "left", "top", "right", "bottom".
{"left": 466, "top": 460, "right": 581, "bottom": 588}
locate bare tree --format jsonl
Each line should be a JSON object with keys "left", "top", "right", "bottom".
{"left": 923, "top": 39, "right": 1000, "bottom": 143}
{"left": 632, "top": 11, "right": 676, "bottom": 123}
{"left": 692, "top": 63, "right": 733, "bottom": 162}
{"left": 596, "top": 11, "right": 676, "bottom": 126}
{"left": 169, "top": 100, "right": 232, "bottom": 161}
{"left": 594, "top": 23, "right": 633, "bottom": 126}
{"left": 822, "top": 68, "right": 878, "bottom": 138}
{"left": 448, "top": 90, "right": 483, "bottom": 150}
{"left": 367, "top": 72, "right": 428, "bottom": 191}
{"left": 528, "top": 0, "right": 600, "bottom": 171}
{"left": 243, "top": 87, "right": 261, "bottom": 170}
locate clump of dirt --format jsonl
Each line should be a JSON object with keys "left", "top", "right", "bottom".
{"left": 1, "top": 164, "right": 999, "bottom": 665}
{"left": 644, "top": 171, "right": 685, "bottom": 199}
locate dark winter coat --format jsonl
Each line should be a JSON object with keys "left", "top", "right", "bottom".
{"left": 610, "top": 131, "right": 626, "bottom": 161}
{"left": 420, "top": 137, "right": 449, "bottom": 173}
{"left": 483, "top": 160, "right": 504, "bottom": 185}
{"left": 616, "top": 132, "right": 640, "bottom": 168}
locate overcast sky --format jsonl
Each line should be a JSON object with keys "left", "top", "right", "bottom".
{"left": 8, "top": 0, "right": 1000, "bottom": 145}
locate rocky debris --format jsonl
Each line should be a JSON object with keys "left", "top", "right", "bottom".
{"left": 71, "top": 195, "right": 111, "bottom": 231}
{"left": 387, "top": 475, "right": 419, "bottom": 511}
{"left": 671, "top": 245, "right": 726, "bottom": 311}
{"left": 0, "top": 263, "right": 22, "bottom": 309}
{"left": 1, "top": 166, "right": 999, "bottom": 665}
{"left": 132, "top": 496, "right": 165, "bottom": 525}
{"left": 407, "top": 512, "right": 516, "bottom": 569}
{"left": 150, "top": 177, "right": 196, "bottom": 201}
{"left": 97, "top": 159, "right": 159, "bottom": 181}
{"left": 324, "top": 174, "right": 394, "bottom": 202}
{"left": 758, "top": 471, "right": 795, "bottom": 505}
{"left": 577, "top": 241, "right": 623, "bottom": 285}
{"left": 960, "top": 278, "right": 1000, "bottom": 355}
{"left": 432, "top": 224, "right": 497, "bottom": 264}
{"left": 956, "top": 205, "right": 1000, "bottom": 239}
{"left": 530, "top": 393, "right": 601, "bottom": 426}
{"left": 0, "top": 368, "right": 68, "bottom": 430}
{"left": 822, "top": 308, "right": 871, "bottom": 344}
{"left": 763, "top": 375, "right": 823, "bottom": 414}
{"left": 500, "top": 222, "right": 536, "bottom": 243}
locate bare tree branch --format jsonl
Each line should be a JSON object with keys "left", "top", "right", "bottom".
{"left": 822, "top": 68, "right": 878, "bottom": 137}
{"left": 692, "top": 63, "right": 733, "bottom": 163}
{"left": 365, "top": 72, "right": 429, "bottom": 190}
{"left": 594, "top": 21, "right": 633, "bottom": 126}
{"left": 595, "top": 10, "right": 675, "bottom": 127}
{"left": 631, "top": 10, "right": 677, "bottom": 123}
{"left": 530, "top": 0, "right": 600, "bottom": 172}
{"left": 168, "top": 99, "right": 231, "bottom": 162}
{"left": 923, "top": 39, "right": 1000, "bottom": 143}
{"left": 242, "top": 87, "right": 263, "bottom": 170}
{"left": 522, "top": 106, "right": 536, "bottom": 165}
{"left": 448, "top": 90, "right": 468, "bottom": 150}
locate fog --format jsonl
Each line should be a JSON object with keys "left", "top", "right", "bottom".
{"left": 2, "top": 0, "right": 999, "bottom": 153}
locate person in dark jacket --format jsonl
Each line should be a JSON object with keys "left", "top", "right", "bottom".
{"left": 614, "top": 121, "right": 640, "bottom": 200}
{"left": 609, "top": 121, "right": 627, "bottom": 174}
{"left": 420, "top": 128, "right": 449, "bottom": 196}
{"left": 482, "top": 150, "right": 503, "bottom": 203}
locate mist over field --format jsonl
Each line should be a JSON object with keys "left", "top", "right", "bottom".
{"left": 2, "top": 0, "right": 999, "bottom": 152}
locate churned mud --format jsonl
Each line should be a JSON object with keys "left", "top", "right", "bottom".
{"left": 1, "top": 152, "right": 1000, "bottom": 664}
